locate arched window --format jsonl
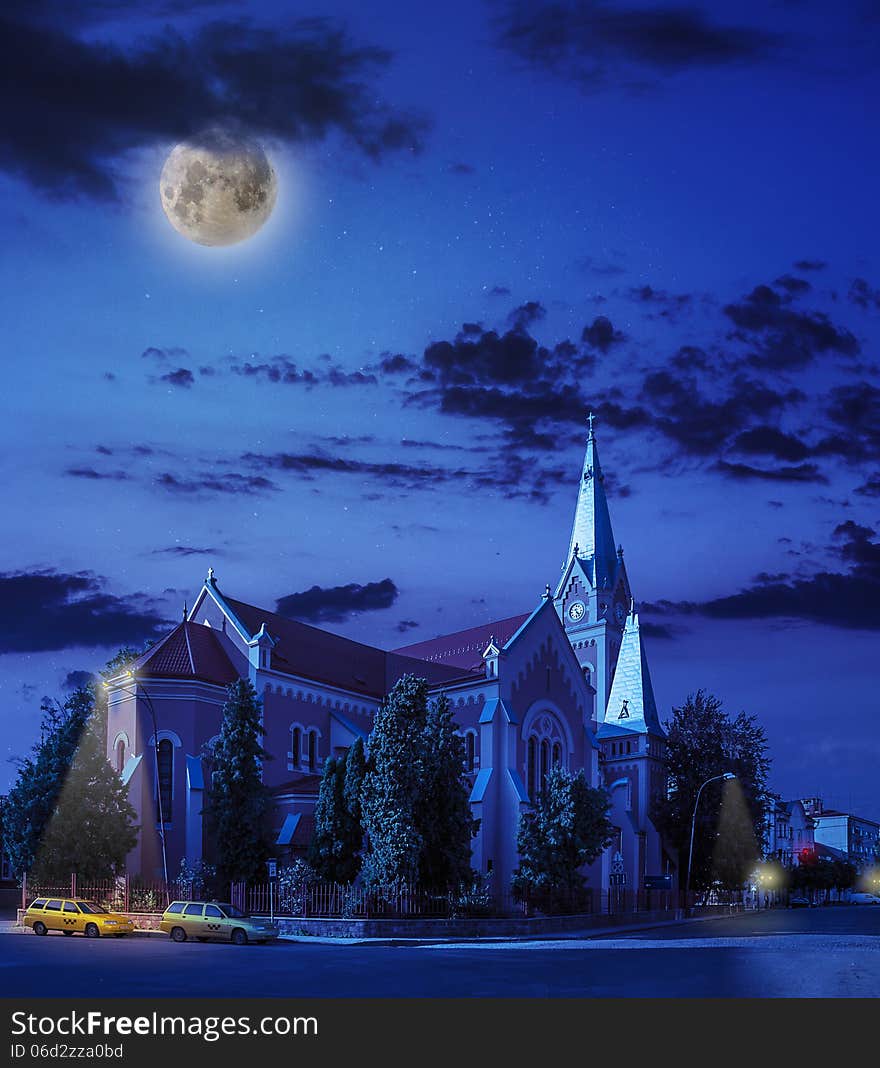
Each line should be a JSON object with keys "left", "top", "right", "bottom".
{"left": 465, "top": 732, "right": 476, "bottom": 773}
{"left": 540, "top": 739, "right": 549, "bottom": 794}
{"left": 552, "top": 742, "right": 561, "bottom": 768}
{"left": 115, "top": 739, "right": 126, "bottom": 774}
{"left": 307, "top": 731, "right": 317, "bottom": 772}
{"left": 157, "top": 739, "right": 173, "bottom": 823}
{"left": 291, "top": 727, "right": 301, "bottom": 767}
{"left": 527, "top": 737, "right": 537, "bottom": 800}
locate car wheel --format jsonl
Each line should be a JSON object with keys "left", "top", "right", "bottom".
{"left": 63, "top": 930, "right": 74, "bottom": 936}
{"left": 171, "top": 927, "right": 187, "bottom": 943}
{"left": 231, "top": 928, "right": 248, "bottom": 946}
{"left": 33, "top": 922, "right": 47, "bottom": 936}
{"left": 85, "top": 923, "right": 100, "bottom": 939}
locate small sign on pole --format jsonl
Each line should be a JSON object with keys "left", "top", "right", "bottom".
{"left": 266, "top": 858, "right": 278, "bottom": 924}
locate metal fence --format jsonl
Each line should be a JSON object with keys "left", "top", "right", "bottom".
{"left": 22, "top": 874, "right": 179, "bottom": 913}
{"left": 22, "top": 875, "right": 746, "bottom": 919}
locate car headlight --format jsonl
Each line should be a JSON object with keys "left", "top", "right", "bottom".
{"left": 103, "top": 920, "right": 118, "bottom": 926}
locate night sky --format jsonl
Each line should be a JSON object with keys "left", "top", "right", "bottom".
{"left": 2, "top": 1, "right": 878, "bottom": 817}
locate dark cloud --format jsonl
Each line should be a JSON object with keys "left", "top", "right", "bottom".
{"left": 627, "top": 284, "right": 693, "bottom": 318}
{"left": 151, "top": 545, "right": 218, "bottom": 556}
{"left": 141, "top": 346, "right": 189, "bottom": 361}
{"left": 493, "top": 1, "right": 778, "bottom": 90}
{"left": 793, "top": 259, "right": 826, "bottom": 271}
{"left": 826, "top": 381, "right": 880, "bottom": 461}
{"left": 2, "top": 14, "right": 427, "bottom": 199}
{"left": 276, "top": 578, "right": 398, "bottom": 623}
{"left": 229, "top": 355, "right": 375, "bottom": 387}
{"left": 0, "top": 569, "right": 168, "bottom": 653}
{"left": 774, "top": 274, "right": 811, "bottom": 296}
{"left": 160, "top": 367, "right": 195, "bottom": 388}
{"left": 582, "top": 315, "right": 625, "bottom": 351}
{"left": 731, "top": 426, "right": 810, "bottom": 462}
{"left": 645, "top": 521, "right": 880, "bottom": 630}
{"left": 64, "top": 467, "right": 130, "bottom": 481}
{"left": 715, "top": 460, "right": 827, "bottom": 484}
{"left": 723, "top": 283, "right": 859, "bottom": 369}
{"left": 62, "top": 669, "right": 95, "bottom": 691}
{"left": 396, "top": 619, "right": 419, "bottom": 633}
{"left": 848, "top": 277, "right": 880, "bottom": 310}
{"left": 508, "top": 300, "right": 546, "bottom": 330}
{"left": 640, "top": 369, "right": 802, "bottom": 456}
{"left": 243, "top": 447, "right": 567, "bottom": 503}
{"left": 448, "top": 161, "right": 475, "bottom": 175}
{"left": 638, "top": 620, "right": 676, "bottom": 640}
{"left": 854, "top": 475, "right": 880, "bottom": 498}
{"left": 488, "top": 285, "right": 512, "bottom": 297}
{"left": 154, "top": 472, "right": 279, "bottom": 495}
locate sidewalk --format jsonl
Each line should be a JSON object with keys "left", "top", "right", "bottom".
{"left": 2, "top": 908, "right": 747, "bottom": 946}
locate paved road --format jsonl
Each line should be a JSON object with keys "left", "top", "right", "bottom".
{"left": 1, "top": 907, "right": 878, "bottom": 998}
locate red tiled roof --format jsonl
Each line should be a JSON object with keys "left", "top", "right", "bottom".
{"left": 223, "top": 595, "right": 468, "bottom": 698}
{"left": 391, "top": 612, "right": 530, "bottom": 671}
{"left": 131, "top": 621, "right": 238, "bottom": 687}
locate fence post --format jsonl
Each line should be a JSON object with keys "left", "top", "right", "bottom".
{"left": 71, "top": 872, "right": 76, "bottom": 898}
{"left": 125, "top": 873, "right": 130, "bottom": 913}
{"left": 21, "top": 872, "right": 27, "bottom": 911}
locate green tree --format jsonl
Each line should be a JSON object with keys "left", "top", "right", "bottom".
{"left": 361, "top": 675, "right": 428, "bottom": 887}
{"left": 309, "top": 748, "right": 366, "bottom": 884}
{"left": 204, "top": 679, "right": 271, "bottom": 887}
{"left": 415, "top": 694, "right": 478, "bottom": 888}
{"left": 308, "top": 756, "right": 344, "bottom": 880}
{"left": 650, "top": 690, "right": 771, "bottom": 892}
{"left": 341, "top": 738, "right": 366, "bottom": 880}
{"left": 513, "top": 766, "right": 613, "bottom": 912}
{"left": 4, "top": 682, "right": 137, "bottom": 883}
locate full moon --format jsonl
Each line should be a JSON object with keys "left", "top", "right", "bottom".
{"left": 160, "top": 130, "right": 277, "bottom": 247}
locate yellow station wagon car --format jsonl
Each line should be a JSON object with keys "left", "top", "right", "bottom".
{"left": 24, "top": 898, "right": 134, "bottom": 938}
{"left": 160, "top": 901, "right": 279, "bottom": 945}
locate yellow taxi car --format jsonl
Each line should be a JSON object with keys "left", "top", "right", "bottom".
{"left": 160, "top": 901, "right": 279, "bottom": 945}
{"left": 24, "top": 898, "right": 134, "bottom": 938}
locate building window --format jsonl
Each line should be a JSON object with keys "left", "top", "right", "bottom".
{"left": 527, "top": 737, "right": 537, "bottom": 800}
{"left": 465, "top": 732, "right": 476, "bottom": 773}
{"left": 552, "top": 742, "right": 561, "bottom": 768}
{"left": 540, "top": 739, "right": 549, "bottom": 794}
{"left": 157, "top": 739, "right": 173, "bottom": 823}
{"left": 291, "top": 727, "right": 301, "bottom": 767}
{"left": 307, "top": 731, "right": 317, "bottom": 772}
{"left": 115, "top": 739, "right": 126, "bottom": 774}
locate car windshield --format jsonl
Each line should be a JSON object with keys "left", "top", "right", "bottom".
{"left": 217, "top": 903, "right": 246, "bottom": 918}
{"left": 76, "top": 901, "right": 108, "bottom": 914}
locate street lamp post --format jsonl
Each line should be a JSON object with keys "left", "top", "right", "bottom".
{"left": 104, "top": 674, "right": 170, "bottom": 898}
{"left": 685, "top": 772, "right": 736, "bottom": 900}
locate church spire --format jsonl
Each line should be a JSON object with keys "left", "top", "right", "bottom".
{"left": 605, "top": 607, "right": 662, "bottom": 733}
{"left": 567, "top": 412, "right": 618, "bottom": 589}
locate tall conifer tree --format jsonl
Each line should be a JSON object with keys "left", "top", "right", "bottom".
{"left": 205, "top": 679, "right": 271, "bottom": 886}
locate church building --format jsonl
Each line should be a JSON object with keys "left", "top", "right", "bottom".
{"left": 105, "top": 418, "right": 673, "bottom": 896}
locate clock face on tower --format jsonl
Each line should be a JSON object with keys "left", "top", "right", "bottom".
{"left": 568, "top": 601, "right": 585, "bottom": 622}
{"left": 614, "top": 602, "right": 626, "bottom": 624}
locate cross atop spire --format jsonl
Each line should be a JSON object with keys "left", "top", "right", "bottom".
{"left": 587, "top": 411, "right": 595, "bottom": 438}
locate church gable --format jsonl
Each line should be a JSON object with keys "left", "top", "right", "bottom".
{"left": 504, "top": 600, "right": 592, "bottom": 725}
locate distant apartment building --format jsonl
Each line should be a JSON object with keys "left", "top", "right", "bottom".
{"left": 765, "top": 800, "right": 814, "bottom": 866}
{"left": 801, "top": 798, "right": 880, "bottom": 870}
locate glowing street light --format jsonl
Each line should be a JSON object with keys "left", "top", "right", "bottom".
{"left": 103, "top": 672, "right": 169, "bottom": 896}
{"left": 685, "top": 772, "right": 736, "bottom": 899}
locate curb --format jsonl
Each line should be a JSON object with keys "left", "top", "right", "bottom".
{"left": 2, "top": 908, "right": 748, "bottom": 947}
